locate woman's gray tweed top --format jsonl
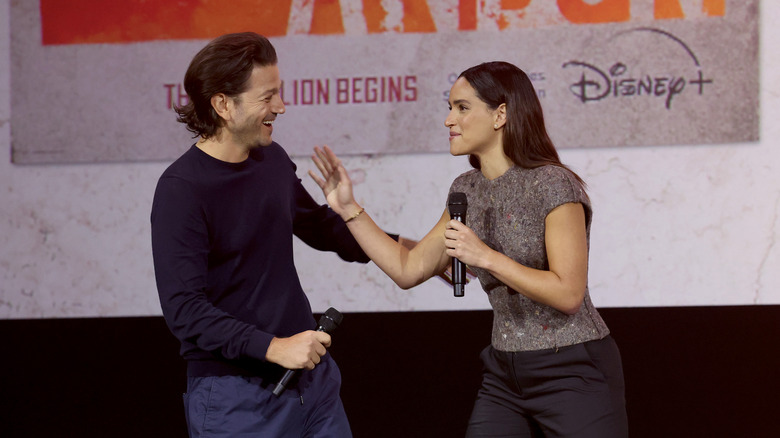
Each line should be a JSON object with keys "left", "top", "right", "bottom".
{"left": 449, "top": 165, "right": 610, "bottom": 352}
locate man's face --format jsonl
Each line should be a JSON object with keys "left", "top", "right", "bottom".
{"left": 228, "top": 64, "right": 286, "bottom": 148}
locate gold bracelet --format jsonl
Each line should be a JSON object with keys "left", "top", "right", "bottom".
{"left": 344, "top": 207, "right": 365, "bottom": 223}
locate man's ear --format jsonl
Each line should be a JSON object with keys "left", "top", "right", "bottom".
{"left": 211, "top": 93, "right": 231, "bottom": 122}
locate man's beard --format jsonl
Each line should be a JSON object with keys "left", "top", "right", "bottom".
{"left": 234, "top": 124, "right": 270, "bottom": 149}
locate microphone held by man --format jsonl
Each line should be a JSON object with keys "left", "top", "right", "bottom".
{"left": 273, "top": 307, "right": 344, "bottom": 397}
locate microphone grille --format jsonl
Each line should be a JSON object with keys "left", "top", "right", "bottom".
{"left": 318, "top": 307, "right": 343, "bottom": 333}
{"left": 448, "top": 192, "right": 467, "bottom": 206}
{"left": 447, "top": 192, "right": 467, "bottom": 215}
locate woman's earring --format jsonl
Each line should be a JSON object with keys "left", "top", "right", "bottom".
{"left": 494, "top": 124, "right": 498, "bottom": 129}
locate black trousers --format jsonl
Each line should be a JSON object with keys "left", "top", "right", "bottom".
{"left": 466, "top": 336, "right": 628, "bottom": 438}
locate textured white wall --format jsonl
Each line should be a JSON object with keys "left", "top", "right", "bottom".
{"left": 1, "top": 1, "right": 778, "bottom": 319}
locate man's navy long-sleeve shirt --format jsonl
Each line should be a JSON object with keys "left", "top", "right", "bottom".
{"left": 151, "top": 143, "right": 369, "bottom": 377}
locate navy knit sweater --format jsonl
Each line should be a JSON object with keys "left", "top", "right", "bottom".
{"left": 151, "top": 143, "right": 369, "bottom": 377}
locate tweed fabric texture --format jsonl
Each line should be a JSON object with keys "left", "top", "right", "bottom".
{"left": 449, "top": 165, "right": 610, "bottom": 351}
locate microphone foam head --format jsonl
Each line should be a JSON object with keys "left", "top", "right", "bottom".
{"left": 318, "top": 307, "right": 343, "bottom": 333}
{"left": 447, "top": 192, "right": 467, "bottom": 216}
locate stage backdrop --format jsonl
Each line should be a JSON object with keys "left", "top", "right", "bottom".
{"left": 3, "top": 0, "right": 776, "bottom": 320}
{"left": 11, "top": 0, "right": 757, "bottom": 164}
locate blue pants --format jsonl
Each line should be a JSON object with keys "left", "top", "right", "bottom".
{"left": 183, "top": 355, "right": 351, "bottom": 437}
{"left": 466, "top": 336, "right": 628, "bottom": 438}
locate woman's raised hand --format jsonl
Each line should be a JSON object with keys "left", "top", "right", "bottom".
{"left": 309, "top": 145, "right": 360, "bottom": 218}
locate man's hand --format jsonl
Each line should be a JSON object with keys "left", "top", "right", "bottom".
{"left": 265, "top": 330, "right": 331, "bottom": 370}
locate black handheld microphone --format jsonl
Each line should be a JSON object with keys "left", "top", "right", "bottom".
{"left": 272, "top": 307, "right": 343, "bottom": 397}
{"left": 447, "top": 192, "right": 468, "bottom": 297}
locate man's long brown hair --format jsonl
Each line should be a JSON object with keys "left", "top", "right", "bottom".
{"left": 175, "top": 32, "right": 278, "bottom": 139}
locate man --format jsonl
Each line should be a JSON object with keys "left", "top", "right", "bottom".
{"left": 151, "top": 32, "right": 379, "bottom": 437}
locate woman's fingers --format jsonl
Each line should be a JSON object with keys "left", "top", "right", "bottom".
{"left": 307, "top": 169, "right": 325, "bottom": 188}
{"left": 322, "top": 145, "right": 342, "bottom": 167}
{"left": 314, "top": 147, "right": 331, "bottom": 173}
{"left": 311, "top": 152, "right": 330, "bottom": 178}
{"left": 314, "top": 145, "right": 340, "bottom": 175}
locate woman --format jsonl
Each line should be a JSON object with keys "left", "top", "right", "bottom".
{"left": 310, "top": 61, "right": 628, "bottom": 437}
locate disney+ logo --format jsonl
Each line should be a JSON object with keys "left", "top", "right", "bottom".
{"left": 563, "top": 27, "right": 713, "bottom": 110}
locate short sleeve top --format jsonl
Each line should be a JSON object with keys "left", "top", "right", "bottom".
{"left": 449, "top": 165, "right": 610, "bottom": 351}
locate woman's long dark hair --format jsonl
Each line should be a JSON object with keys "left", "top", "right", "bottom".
{"left": 175, "top": 32, "right": 278, "bottom": 139}
{"left": 459, "top": 61, "right": 586, "bottom": 187}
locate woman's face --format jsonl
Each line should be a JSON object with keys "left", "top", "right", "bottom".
{"left": 445, "top": 77, "right": 501, "bottom": 157}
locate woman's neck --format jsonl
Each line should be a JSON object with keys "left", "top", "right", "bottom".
{"left": 478, "top": 150, "right": 514, "bottom": 181}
